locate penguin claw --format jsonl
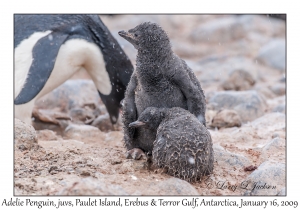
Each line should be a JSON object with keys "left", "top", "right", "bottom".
{"left": 126, "top": 148, "right": 146, "bottom": 160}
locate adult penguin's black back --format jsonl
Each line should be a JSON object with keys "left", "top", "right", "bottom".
{"left": 14, "top": 15, "right": 133, "bottom": 124}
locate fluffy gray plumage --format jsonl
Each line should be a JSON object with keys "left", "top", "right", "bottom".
{"left": 119, "top": 22, "right": 206, "bottom": 156}
{"left": 130, "top": 107, "right": 214, "bottom": 182}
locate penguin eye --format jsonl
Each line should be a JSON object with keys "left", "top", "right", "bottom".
{"left": 134, "top": 33, "right": 138, "bottom": 37}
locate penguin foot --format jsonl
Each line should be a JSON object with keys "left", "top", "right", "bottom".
{"left": 126, "top": 148, "right": 146, "bottom": 160}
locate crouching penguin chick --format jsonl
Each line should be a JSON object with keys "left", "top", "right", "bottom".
{"left": 129, "top": 107, "right": 214, "bottom": 182}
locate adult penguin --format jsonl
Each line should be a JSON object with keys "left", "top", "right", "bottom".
{"left": 14, "top": 14, "right": 133, "bottom": 124}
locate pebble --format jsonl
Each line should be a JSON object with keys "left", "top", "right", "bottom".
{"left": 36, "top": 130, "right": 60, "bottom": 141}
{"left": 272, "top": 104, "right": 285, "bottom": 114}
{"left": 222, "top": 69, "right": 255, "bottom": 91}
{"left": 270, "top": 83, "right": 286, "bottom": 96}
{"left": 14, "top": 118, "right": 37, "bottom": 150}
{"left": 64, "top": 124, "right": 104, "bottom": 141}
{"left": 69, "top": 107, "right": 95, "bottom": 124}
{"left": 211, "top": 109, "right": 242, "bottom": 128}
{"left": 91, "top": 114, "right": 114, "bottom": 131}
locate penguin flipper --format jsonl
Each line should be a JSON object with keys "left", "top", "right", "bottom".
{"left": 171, "top": 62, "right": 206, "bottom": 125}
{"left": 14, "top": 31, "right": 69, "bottom": 104}
{"left": 123, "top": 73, "right": 138, "bottom": 148}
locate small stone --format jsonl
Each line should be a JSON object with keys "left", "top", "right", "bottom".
{"left": 272, "top": 133, "right": 280, "bottom": 139}
{"left": 279, "top": 74, "right": 286, "bottom": 83}
{"left": 272, "top": 104, "right": 285, "bottom": 114}
{"left": 244, "top": 165, "right": 257, "bottom": 171}
{"left": 14, "top": 118, "right": 37, "bottom": 150}
{"left": 48, "top": 166, "right": 58, "bottom": 173}
{"left": 80, "top": 170, "right": 91, "bottom": 177}
{"left": 36, "top": 130, "right": 59, "bottom": 141}
{"left": 270, "top": 83, "right": 286, "bottom": 96}
{"left": 211, "top": 109, "right": 242, "bottom": 128}
{"left": 91, "top": 114, "right": 113, "bottom": 131}
{"left": 110, "top": 160, "right": 122, "bottom": 165}
{"left": 222, "top": 69, "right": 255, "bottom": 91}
{"left": 69, "top": 107, "right": 95, "bottom": 123}
{"left": 64, "top": 124, "right": 104, "bottom": 141}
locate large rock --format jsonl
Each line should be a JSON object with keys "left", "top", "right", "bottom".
{"left": 214, "top": 144, "right": 250, "bottom": 168}
{"left": 14, "top": 118, "right": 37, "bottom": 150}
{"left": 251, "top": 112, "right": 285, "bottom": 130}
{"left": 242, "top": 161, "right": 285, "bottom": 195}
{"left": 195, "top": 56, "right": 260, "bottom": 87}
{"left": 211, "top": 109, "right": 242, "bottom": 128}
{"left": 190, "top": 15, "right": 285, "bottom": 44}
{"left": 57, "top": 177, "right": 128, "bottom": 195}
{"left": 262, "top": 137, "right": 285, "bottom": 153}
{"left": 266, "top": 95, "right": 285, "bottom": 113}
{"left": 209, "top": 90, "right": 267, "bottom": 122}
{"left": 257, "top": 38, "right": 286, "bottom": 72}
{"left": 35, "top": 79, "right": 102, "bottom": 112}
{"left": 144, "top": 178, "right": 199, "bottom": 195}
{"left": 260, "top": 137, "right": 285, "bottom": 162}
{"left": 190, "top": 16, "right": 246, "bottom": 43}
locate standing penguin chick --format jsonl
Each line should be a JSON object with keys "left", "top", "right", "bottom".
{"left": 129, "top": 107, "right": 214, "bottom": 182}
{"left": 14, "top": 15, "right": 133, "bottom": 125}
{"left": 118, "top": 22, "right": 206, "bottom": 159}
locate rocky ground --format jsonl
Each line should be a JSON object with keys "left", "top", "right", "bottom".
{"left": 14, "top": 14, "right": 286, "bottom": 196}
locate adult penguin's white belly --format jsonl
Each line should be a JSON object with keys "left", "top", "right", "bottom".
{"left": 14, "top": 31, "right": 111, "bottom": 124}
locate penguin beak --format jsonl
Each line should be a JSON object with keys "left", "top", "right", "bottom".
{"left": 118, "top": 30, "right": 130, "bottom": 38}
{"left": 118, "top": 30, "right": 138, "bottom": 48}
{"left": 129, "top": 121, "right": 146, "bottom": 128}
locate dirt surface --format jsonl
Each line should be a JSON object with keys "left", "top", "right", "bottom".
{"left": 14, "top": 14, "right": 286, "bottom": 196}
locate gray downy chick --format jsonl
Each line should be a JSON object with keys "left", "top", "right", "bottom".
{"left": 129, "top": 107, "right": 214, "bottom": 182}
{"left": 119, "top": 22, "right": 206, "bottom": 159}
